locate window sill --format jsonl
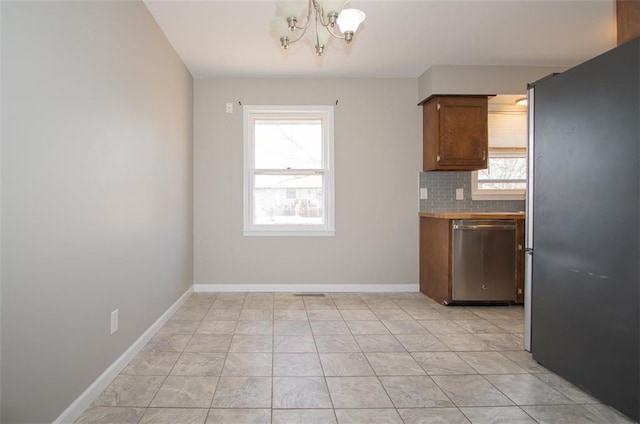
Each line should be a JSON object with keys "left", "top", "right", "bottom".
{"left": 471, "top": 191, "right": 526, "bottom": 201}
{"left": 243, "top": 228, "right": 335, "bottom": 237}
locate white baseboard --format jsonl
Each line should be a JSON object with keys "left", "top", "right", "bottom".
{"left": 193, "top": 283, "right": 419, "bottom": 293}
{"left": 53, "top": 286, "right": 193, "bottom": 424}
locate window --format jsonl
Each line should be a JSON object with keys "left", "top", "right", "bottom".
{"left": 243, "top": 105, "right": 334, "bottom": 236}
{"left": 472, "top": 107, "right": 527, "bottom": 200}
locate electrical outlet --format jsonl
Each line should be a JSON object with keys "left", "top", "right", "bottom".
{"left": 110, "top": 309, "right": 119, "bottom": 335}
{"left": 456, "top": 188, "right": 464, "bottom": 200}
{"left": 419, "top": 188, "right": 428, "bottom": 200}
{"left": 225, "top": 102, "right": 233, "bottom": 114}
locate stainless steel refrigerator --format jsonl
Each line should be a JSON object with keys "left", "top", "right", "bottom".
{"left": 525, "top": 38, "right": 639, "bottom": 421}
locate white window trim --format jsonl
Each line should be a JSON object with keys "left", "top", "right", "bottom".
{"left": 243, "top": 105, "right": 335, "bottom": 236}
{"left": 471, "top": 148, "right": 526, "bottom": 201}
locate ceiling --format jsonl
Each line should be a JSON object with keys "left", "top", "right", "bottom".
{"left": 143, "top": 0, "right": 617, "bottom": 79}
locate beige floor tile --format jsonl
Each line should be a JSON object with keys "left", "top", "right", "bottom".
{"left": 354, "top": 335, "right": 406, "bottom": 352}
{"left": 272, "top": 376, "right": 332, "bottom": 408}
{"left": 234, "top": 320, "right": 273, "bottom": 335}
{"left": 404, "top": 308, "right": 447, "bottom": 320}
{"left": 419, "top": 320, "right": 469, "bottom": 334}
{"left": 460, "top": 406, "right": 536, "bottom": 424}
{"left": 274, "top": 335, "right": 317, "bottom": 353}
{"left": 485, "top": 374, "right": 573, "bottom": 405}
{"left": 143, "top": 333, "right": 192, "bottom": 352}
{"left": 206, "top": 409, "right": 271, "bottom": 424}
{"left": 335, "top": 408, "right": 403, "bottom": 424}
{"left": 274, "top": 310, "right": 308, "bottom": 320}
{"left": 93, "top": 375, "right": 164, "bottom": 407}
{"left": 150, "top": 376, "right": 218, "bottom": 408}
{"left": 454, "top": 319, "right": 508, "bottom": 334}
{"left": 171, "top": 352, "right": 226, "bottom": 376}
{"left": 366, "top": 352, "right": 425, "bottom": 375}
{"left": 457, "top": 352, "right": 527, "bottom": 375}
{"left": 74, "top": 406, "right": 145, "bottom": 424}
{"left": 222, "top": 352, "right": 272, "bottom": 376}
{"left": 346, "top": 320, "right": 390, "bottom": 335}
{"left": 205, "top": 308, "right": 241, "bottom": 320}
{"left": 307, "top": 310, "right": 343, "bottom": 320}
{"left": 395, "top": 334, "right": 449, "bottom": 352}
{"left": 120, "top": 351, "right": 180, "bottom": 376}
{"left": 475, "top": 333, "right": 524, "bottom": 351}
{"left": 211, "top": 376, "right": 272, "bottom": 408}
{"left": 399, "top": 407, "right": 471, "bottom": 424}
{"left": 522, "top": 404, "right": 623, "bottom": 424}
{"left": 431, "top": 375, "right": 514, "bottom": 407}
{"left": 172, "top": 307, "right": 208, "bottom": 321}
{"left": 534, "top": 373, "right": 600, "bottom": 404}
{"left": 374, "top": 310, "right": 413, "bottom": 320}
{"left": 184, "top": 334, "right": 232, "bottom": 353}
{"left": 274, "top": 353, "right": 323, "bottom": 376}
{"left": 490, "top": 319, "right": 525, "bottom": 334}
{"left": 326, "top": 377, "right": 393, "bottom": 408}
{"left": 139, "top": 408, "right": 208, "bottom": 424}
{"left": 274, "top": 320, "right": 312, "bottom": 336}
{"left": 339, "top": 309, "right": 377, "bottom": 320}
{"left": 229, "top": 334, "right": 273, "bottom": 352}
{"left": 196, "top": 320, "right": 237, "bottom": 335}
{"left": 380, "top": 375, "right": 453, "bottom": 408}
{"left": 435, "top": 333, "right": 492, "bottom": 351}
{"left": 412, "top": 352, "right": 477, "bottom": 375}
{"left": 314, "top": 335, "right": 361, "bottom": 352}
{"left": 311, "top": 320, "right": 351, "bottom": 335}
{"left": 273, "top": 409, "right": 337, "bottom": 424}
{"left": 382, "top": 319, "right": 429, "bottom": 334}
{"left": 239, "top": 309, "right": 273, "bottom": 321}
{"left": 581, "top": 404, "right": 637, "bottom": 424}
{"left": 158, "top": 319, "right": 200, "bottom": 334}
{"left": 319, "top": 352, "right": 374, "bottom": 376}
{"left": 274, "top": 299, "right": 306, "bottom": 310}
{"left": 500, "top": 351, "right": 548, "bottom": 373}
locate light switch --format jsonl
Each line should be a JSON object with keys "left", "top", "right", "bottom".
{"left": 225, "top": 102, "right": 233, "bottom": 113}
{"left": 420, "top": 188, "right": 428, "bottom": 200}
{"left": 456, "top": 188, "right": 464, "bottom": 200}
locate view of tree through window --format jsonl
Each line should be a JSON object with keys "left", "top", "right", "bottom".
{"left": 477, "top": 154, "right": 527, "bottom": 190}
{"left": 253, "top": 119, "right": 324, "bottom": 225}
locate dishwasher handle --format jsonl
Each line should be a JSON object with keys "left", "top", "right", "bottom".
{"left": 453, "top": 220, "right": 517, "bottom": 231}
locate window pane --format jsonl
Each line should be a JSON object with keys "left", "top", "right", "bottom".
{"left": 478, "top": 156, "right": 527, "bottom": 190}
{"left": 254, "top": 119, "right": 322, "bottom": 169}
{"left": 253, "top": 174, "right": 324, "bottom": 225}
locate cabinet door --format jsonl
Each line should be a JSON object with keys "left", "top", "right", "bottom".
{"left": 434, "top": 97, "right": 487, "bottom": 170}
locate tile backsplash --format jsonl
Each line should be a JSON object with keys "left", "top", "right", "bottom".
{"left": 420, "top": 171, "right": 525, "bottom": 212}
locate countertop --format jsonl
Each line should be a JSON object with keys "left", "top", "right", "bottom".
{"left": 419, "top": 211, "right": 526, "bottom": 219}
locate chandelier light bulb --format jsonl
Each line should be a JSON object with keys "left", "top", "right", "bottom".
{"left": 336, "top": 8, "right": 365, "bottom": 34}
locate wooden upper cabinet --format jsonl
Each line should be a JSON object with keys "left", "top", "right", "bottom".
{"left": 422, "top": 95, "right": 488, "bottom": 171}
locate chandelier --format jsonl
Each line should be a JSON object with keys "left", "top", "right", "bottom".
{"left": 276, "top": 0, "right": 366, "bottom": 56}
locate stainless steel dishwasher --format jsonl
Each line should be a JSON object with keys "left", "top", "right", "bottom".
{"left": 451, "top": 219, "right": 517, "bottom": 303}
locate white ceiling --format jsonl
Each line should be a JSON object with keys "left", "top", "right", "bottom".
{"left": 143, "top": 0, "right": 617, "bottom": 79}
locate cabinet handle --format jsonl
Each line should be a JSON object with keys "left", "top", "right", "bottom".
{"left": 437, "top": 155, "right": 441, "bottom": 162}
{"left": 482, "top": 151, "right": 486, "bottom": 160}
{"left": 437, "top": 103, "right": 441, "bottom": 111}
{"left": 518, "top": 244, "right": 523, "bottom": 250}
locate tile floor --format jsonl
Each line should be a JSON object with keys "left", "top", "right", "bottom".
{"left": 76, "top": 292, "right": 636, "bottom": 424}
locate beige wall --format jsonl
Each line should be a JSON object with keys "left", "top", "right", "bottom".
{"left": 194, "top": 79, "right": 420, "bottom": 287}
{"left": 1, "top": 1, "right": 193, "bottom": 423}
{"left": 418, "top": 65, "right": 568, "bottom": 102}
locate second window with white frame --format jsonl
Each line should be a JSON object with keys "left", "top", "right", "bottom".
{"left": 243, "top": 105, "right": 335, "bottom": 236}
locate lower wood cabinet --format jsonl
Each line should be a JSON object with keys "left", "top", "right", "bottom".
{"left": 419, "top": 216, "right": 525, "bottom": 305}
